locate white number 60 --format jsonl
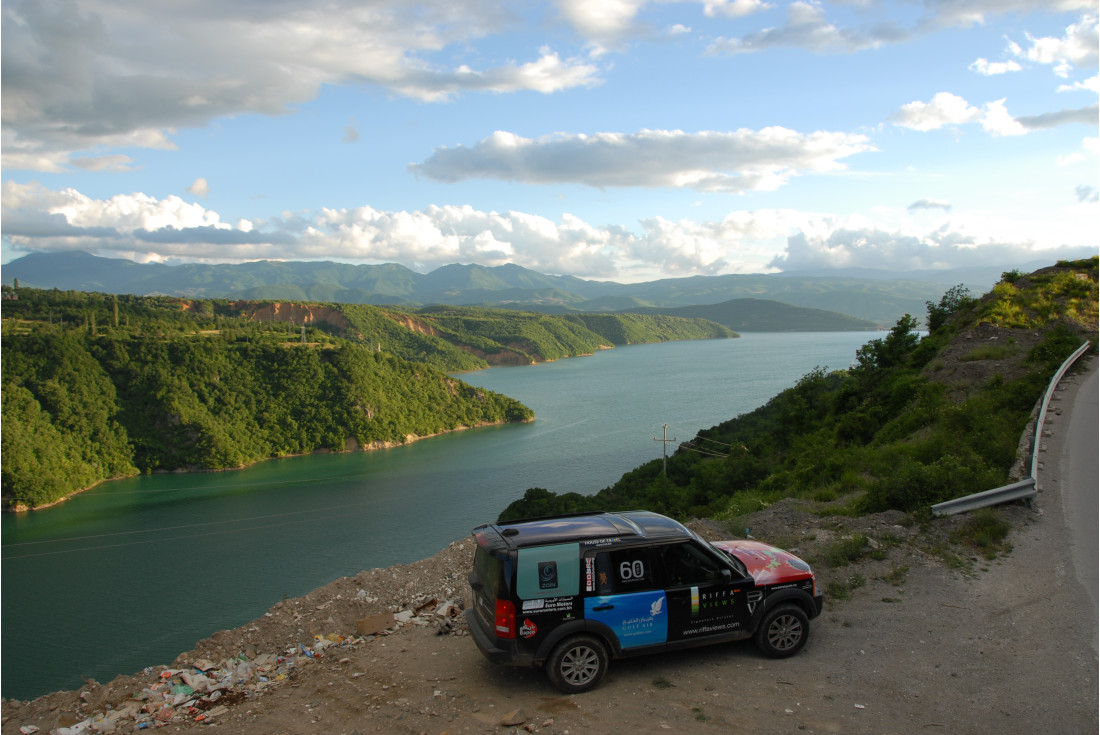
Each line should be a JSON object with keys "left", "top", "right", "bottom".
{"left": 619, "top": 560, "right": 645, "bottom": 580}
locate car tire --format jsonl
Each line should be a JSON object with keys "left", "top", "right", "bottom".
{"left": 544, "top": 634, "right": 609, "bottom": 693}
{"left": 754, "top": 603, "right": 809, "bottom": 658}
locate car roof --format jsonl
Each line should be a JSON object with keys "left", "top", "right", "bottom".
{"left": 477, "top": 511, "right": 694, "bottom": 549}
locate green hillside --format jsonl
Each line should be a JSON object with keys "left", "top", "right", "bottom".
{"left": 0, "top": 290, "right": 732, "bottom": 509}
{"left": 500, "top": 259, "right": 1098, "bottom": 522}
{"left": 626, "top": 298, "right": 878, "bottom": 331}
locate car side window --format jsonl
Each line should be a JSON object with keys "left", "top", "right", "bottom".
{"left": 654, "top": 542, "right": 726, "bottom": 586}
{"left": 591, "top": 547, "right": 656, "bottom": 594}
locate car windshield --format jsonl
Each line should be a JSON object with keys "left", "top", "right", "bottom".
{"left": 691, "top": 530, "right": 750, "bottom": 579}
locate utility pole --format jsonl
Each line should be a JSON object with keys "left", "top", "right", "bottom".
{"left": 653, "top": 423, "right": 677, "bottom": 476}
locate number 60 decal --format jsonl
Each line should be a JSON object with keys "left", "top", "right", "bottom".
{"left": 619, "top": 560, "right": 645, "bottom": 581}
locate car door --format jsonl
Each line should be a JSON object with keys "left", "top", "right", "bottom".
{"left": 652, "top": 540, "right": 754, "bottom": 642}
{"left": 583, "top": 545, "right": 669, "bottom": 650}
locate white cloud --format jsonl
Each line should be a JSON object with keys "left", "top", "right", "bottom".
{"left": 70, "top": 154, "right": 138, "bottom": 173}
{"left": 410, "top": 127, "right": 874, "bottom": 193}
{"left": 980, "top": 99, "right": 1028, "bottom": 136}
{"left": 702, "top": 0, "right": 772, "bottom": 19}
{"left": 891, "top": 92, "right": 983, "bottom": 131}
{"left": 969, "top": 57, "right": 1022, "bottom": 75}
{"left": 908, "top": 198, "right": 953, "bottom": 212}
{"left": 890, "top": 93, "right": 1096, "bottom": 136}
{"left": 187, "top": 178, "right": 211, "bottom": 198}
{"left": 343, "top": 119, "right": 360, "bottom": 144}
{"left": 1017, "top": 13, "right": 1099, "bottom": 76}
{"left": 708, "top": 0, "right": 903, "bottom": 55}
{"left": 1015, "top": 104, "right": 1100, "bottom": 130}
{"left": 925, "top": 1, "right": 1095, "bottom": 28}
{"left": 1058, "top": 74, "right": 1100, "bottom": 93}
{"left": 1059, "top": 136, "right": 1100, "bottom": 165}
{"left": 4, "top": 182, "right": 1095, "bottom": 279}
{"left": 705, "top": 2, "right": 1096, "bottom": 57}
{"left": 1, "top": 0, "right": 601, "bottom": 171}
{"left": 1075, "top": 184, "right": 1099, "bottom": 202}
{"left": 770, "top": 225, "right": 1094, "bottom": 272}
{"left": 555, "top": 0, "right": 648, "bottom": 40}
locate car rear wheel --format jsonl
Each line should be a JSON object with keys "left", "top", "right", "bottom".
{"left": 754, "top": 603, "right": 809, "bottom": 658}
{"left": 545, "top": 635, "right": 609, "bottom": 693}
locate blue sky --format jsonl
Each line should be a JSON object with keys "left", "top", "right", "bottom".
{"left": 2, "top": 0, "right": 1096, "bottom": 282}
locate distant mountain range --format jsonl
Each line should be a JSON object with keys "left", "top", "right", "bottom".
{"left": 2, "top": 251, "right": 1021, "bottom": 328}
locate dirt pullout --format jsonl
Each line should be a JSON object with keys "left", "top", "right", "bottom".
{"left": 4, "top": 495, "right": 1096, "bottom": 734}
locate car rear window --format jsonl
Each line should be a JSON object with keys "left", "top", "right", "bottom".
{"left": 472, "top": 545, "right": 508, "bottom": 602}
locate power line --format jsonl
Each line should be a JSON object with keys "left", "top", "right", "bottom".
{"left": 652, "top": 423, "right": 677, "bottom": 475}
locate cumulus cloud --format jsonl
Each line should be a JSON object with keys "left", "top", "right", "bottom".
{"left": 890, "top": 94, "right": 1096, "bottom": 136}
{"left": 769, "top": 225, "right": 1094, "bottom": 272}
{"left": 1015, "top": 104, "right": 1100, "bottom": 130}
{"left": 702, "top": 0, "right": 772, "bottom": 19}
{"left": 555, "top": 0, "right": 648, "bottom": 41}
{"left": 708, "top": 1, "right": 906, "bottom": 55}
{"left": 1016, "top": 13, "right": 1099, "bottom": 76}
{"left": 410, "top": 128, "right": 874, "bottom": 193}
{"left": 925, "top": 0, "right": 1095, "bottom": 28}
{"left": 1059, "top": 136, "right": 1100, "bottom": 165}
{"left": 705, "top": 1, "right": 1096, "bottom": 57}
{"left": 890, "top": 92, "right": 983, "bottom": 131}
{"left": 907, "top": 199, "right": 952, "bottom": 212}
{"left": 4, "top": 182, "right": 1095, "bottom": 279}
{"left": 1, "top": 0, "right": 601, "bottom": 171}
{"left": 979, "top": 99, "right": 1028, "bottom": 136}
{"left": 70, "top": 154, "right": 138, "bottom": 173}
{"left": 187, "top": 178, "right": 211, "bottom": 198}
{"left": 969, "top": 57, "right": 1022, "bottom": 75}
{"left": 1058, "top": 74, "right": 1099, "bottom": 93}
{"left": 343, "top": 120, "right": 360, "bottom": 144}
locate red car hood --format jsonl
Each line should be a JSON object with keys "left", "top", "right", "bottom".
{"left": 711, "top": 540, "right": 814, "bottom": 586}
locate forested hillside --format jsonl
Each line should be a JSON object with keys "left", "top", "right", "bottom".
{"left": 500, "top": 259, "right": 1098, "bottom": 522}
{"left": 0, "top": 290, "right": 732, "bottom": 509}
{"left": 625, "top": 297, "right": 878, "bottom": 331}
{"left": 0, "top": 292, "right": 534, "bottom": 510}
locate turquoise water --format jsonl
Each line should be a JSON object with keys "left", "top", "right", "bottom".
{"left": 1, "top": 332, "right": 880, "bottom": 699}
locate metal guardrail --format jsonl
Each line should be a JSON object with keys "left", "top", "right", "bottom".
{"left": 932, "top": 341, "right": 1092, "bottom": 517}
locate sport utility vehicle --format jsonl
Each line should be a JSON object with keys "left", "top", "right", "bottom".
{"left": 466, "top": 510, "right": 823, "bottom": 692}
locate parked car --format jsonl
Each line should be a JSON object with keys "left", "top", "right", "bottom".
{"left": 466, "top": 510, "right": 823, "bottom": 692}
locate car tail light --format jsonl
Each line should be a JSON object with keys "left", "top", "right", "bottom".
{"left": 494, "top": 599, "right": 516, "bottom": 639}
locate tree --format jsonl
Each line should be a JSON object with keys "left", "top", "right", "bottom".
{"left": 926, "top": 284, "right": 972, "bottom": 332}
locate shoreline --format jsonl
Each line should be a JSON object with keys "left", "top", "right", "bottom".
{"left": 2, "top": 415, "right": 533, "bottom": 513}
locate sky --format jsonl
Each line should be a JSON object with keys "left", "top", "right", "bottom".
{"left": 1, "top": 0, "right": 1097, "bottom": 283}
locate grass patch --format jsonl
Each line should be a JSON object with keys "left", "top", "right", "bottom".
{"left": 652, "top": 676, "right": 673, "bottom": 690}
{"left": 950, "top": 508, "right": 1013, "bottom": 559}
{"left": 826, "top": 573, "right": 866, "bottom": 602}
{"left": 880, "top": 564, "right": 909, "bottom": 586}
{"left": 961, "top": 344, "right": 1019, "bottom": 362}
{"left": 821, "top": 534, "right": 871, "bottom": 567}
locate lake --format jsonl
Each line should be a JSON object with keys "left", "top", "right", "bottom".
{"left": 1, "top": 331, "right": 881, "bottom": 700}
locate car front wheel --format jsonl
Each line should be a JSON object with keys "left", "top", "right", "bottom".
{"left": 544, "top": 635, "right": 609, "bottom": 693}
{"left": 754, "top": 603, "right": 809, "bottom": 658}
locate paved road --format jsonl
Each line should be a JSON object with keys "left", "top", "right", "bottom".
{"left": 1039, "top": 353, "right": 1098, "bottom": 655}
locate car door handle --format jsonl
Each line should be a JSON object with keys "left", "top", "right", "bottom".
{"left": 592, "top": 604, "right": 614, "bottom": 611}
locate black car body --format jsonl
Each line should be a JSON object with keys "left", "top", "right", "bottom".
{"left": 466, "top": 510, "right": 824, "bottom": 692}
